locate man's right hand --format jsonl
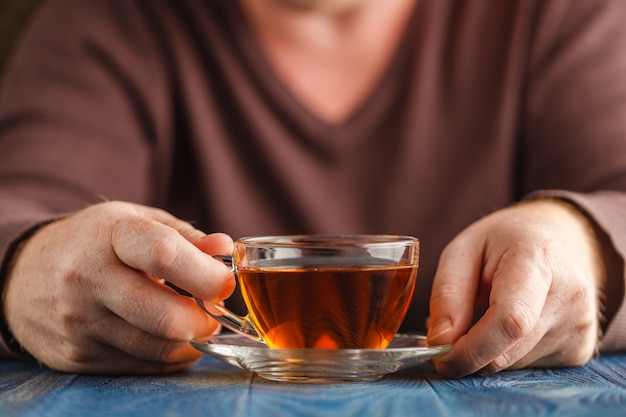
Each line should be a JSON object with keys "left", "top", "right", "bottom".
{"left": 3, "top": 201, "right": 234, "bottom": 374}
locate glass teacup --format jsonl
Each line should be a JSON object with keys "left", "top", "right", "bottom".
{"left": 195, "top": 234, "right": 419, "bottom": 350}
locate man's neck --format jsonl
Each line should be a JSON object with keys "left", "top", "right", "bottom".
{"left": 238, "top": 0, "right": 418, "bottom": 123}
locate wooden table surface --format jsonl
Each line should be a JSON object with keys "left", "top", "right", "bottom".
{"left": 2, "top": 352, "right": 626, "bottom": 417}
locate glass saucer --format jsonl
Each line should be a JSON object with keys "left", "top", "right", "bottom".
{"left": 190, "top": 333, "right": 451, "bottom": 383}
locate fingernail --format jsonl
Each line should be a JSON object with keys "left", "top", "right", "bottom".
{"left": 428, "top": 317, "right": 452, "bottom": 344}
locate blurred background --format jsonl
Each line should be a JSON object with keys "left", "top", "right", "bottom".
{"left": 0, "top": 0, "right": 43, "bottom": 77}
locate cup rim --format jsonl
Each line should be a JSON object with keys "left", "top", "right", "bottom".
{"left": 236, "top": 234, "right": 418, "bottom": 247}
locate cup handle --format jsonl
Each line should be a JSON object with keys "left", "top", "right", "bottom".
{"left": 192, "top": 295, "right": 262, "bottom": 342}
{"left": 191, "top": 254, "right": 262, "bottom": 342}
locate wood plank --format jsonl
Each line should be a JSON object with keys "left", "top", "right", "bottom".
{"left": 1, "top": 355, "right": 626, "bottom": 417}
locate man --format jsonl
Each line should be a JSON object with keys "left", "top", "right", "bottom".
{"left": 1, "top": 0, "right": 625, "bottom": 378}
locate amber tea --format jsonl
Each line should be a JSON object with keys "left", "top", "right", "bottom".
{"left": 238, "top": 259, "right": 417, "bottom": 349}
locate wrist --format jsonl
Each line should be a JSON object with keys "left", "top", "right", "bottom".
{"left": 0, "top": 221, "right": 53, "bottom": 360}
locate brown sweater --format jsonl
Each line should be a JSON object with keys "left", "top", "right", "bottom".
{"left": 2, "top": 0, "right": 626, "bottom": 359}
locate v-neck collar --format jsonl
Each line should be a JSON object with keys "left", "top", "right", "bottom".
{"left": 222, "top": 0, "right": 422, "bottom": 153}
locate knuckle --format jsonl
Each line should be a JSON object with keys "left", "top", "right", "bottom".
{"left": 147, "top": 234, "right": 179, "bottom": 274}
{"left": 154, "top": 306, "right": 180, "bottom": 339}
{"left": 461, "top": 343, "right": 492, "bottom": 371}
{"left": 111, "top": 213, "right": 187, "bottom": 278}
{"left": 568, "top": 347, "right": 595, "bottom": 367}
{"left": 430, "top": 282, "right": 464, "bottom": 307}
{"left": 569, "top": 280, "right": 594, "bottom": 308}
{"left": 59, "top": 310, "right": 84, "bottom": 333}
{"left": 51, "top": 344, "right": 103, "bottom": 373}
{"left": 65, "top": 347, "right": 99, "bottom": 367}
{"left": 157, "top": 341, "right": 179, "bottom": 363}
{"left": 499, "top": 301, "right": 535, "bottom": 341}
{"left": 434, "top": 282, "right": 463, "bottom": 297}
{"left": 566, "top": 318, "right": 599, "bottom": 367}
{"left": 56, "top": 300, "right": 88, "bottom": 334}
{"left": 490, "top": 353, "right": 513, "bottom": 372}
{"left": 552, "top": 339, "right": 596, "bottom": 368}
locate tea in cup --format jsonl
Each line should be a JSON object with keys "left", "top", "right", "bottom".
{"left": 195, "top": 235, "right": 419, "bottom": 350}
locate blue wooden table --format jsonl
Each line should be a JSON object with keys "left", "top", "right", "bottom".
{"left": 2, "top": 353, "right": 626, "bottom": 417}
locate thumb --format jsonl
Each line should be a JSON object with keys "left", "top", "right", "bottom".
{"left": 427, "top": 236, "right": 482, "bottom": 346}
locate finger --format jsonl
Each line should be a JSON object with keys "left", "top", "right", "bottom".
{"left": 428, "top": 235, "right": 483, "bottom": 346}
{"left": 135, "top": 205, "right": 207, "bottom": 241}
{"left": 51, "top": 339, "right": 201, "bottom": 375}
{"left": 33, "top": 321, "right": 201, "bottom": 375}
{"left": 89, "top": 312, "right": 208, "bottom": 365}
{"left": 110, "top": 216, "right": 234, "bottom": 301}
{"left": 434, "top": 251, "right": 552, "bottom": 378}
{"left": 87, "top": 351, "right": 199, "bottom": 375}
{"left": 484, "top": 299, "right": 586, "bottom": 372}
{"left": 481, "top": 324, "right": 547, "bottom": 373}
{"left": 97, "top": 265, "right": 218, "bottom": 341}
{"left": 136, "top": 208, "right": 234, "bottom": 257}
{"left": 190, "top": 232, "right": 234, "bottom": 256}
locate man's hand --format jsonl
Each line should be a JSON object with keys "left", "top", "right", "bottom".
{"left": 3, "top": 201, "right": 234, "bottom": 374}
{"left": 427, "top": 199, "right": 605, "bottom": 378}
